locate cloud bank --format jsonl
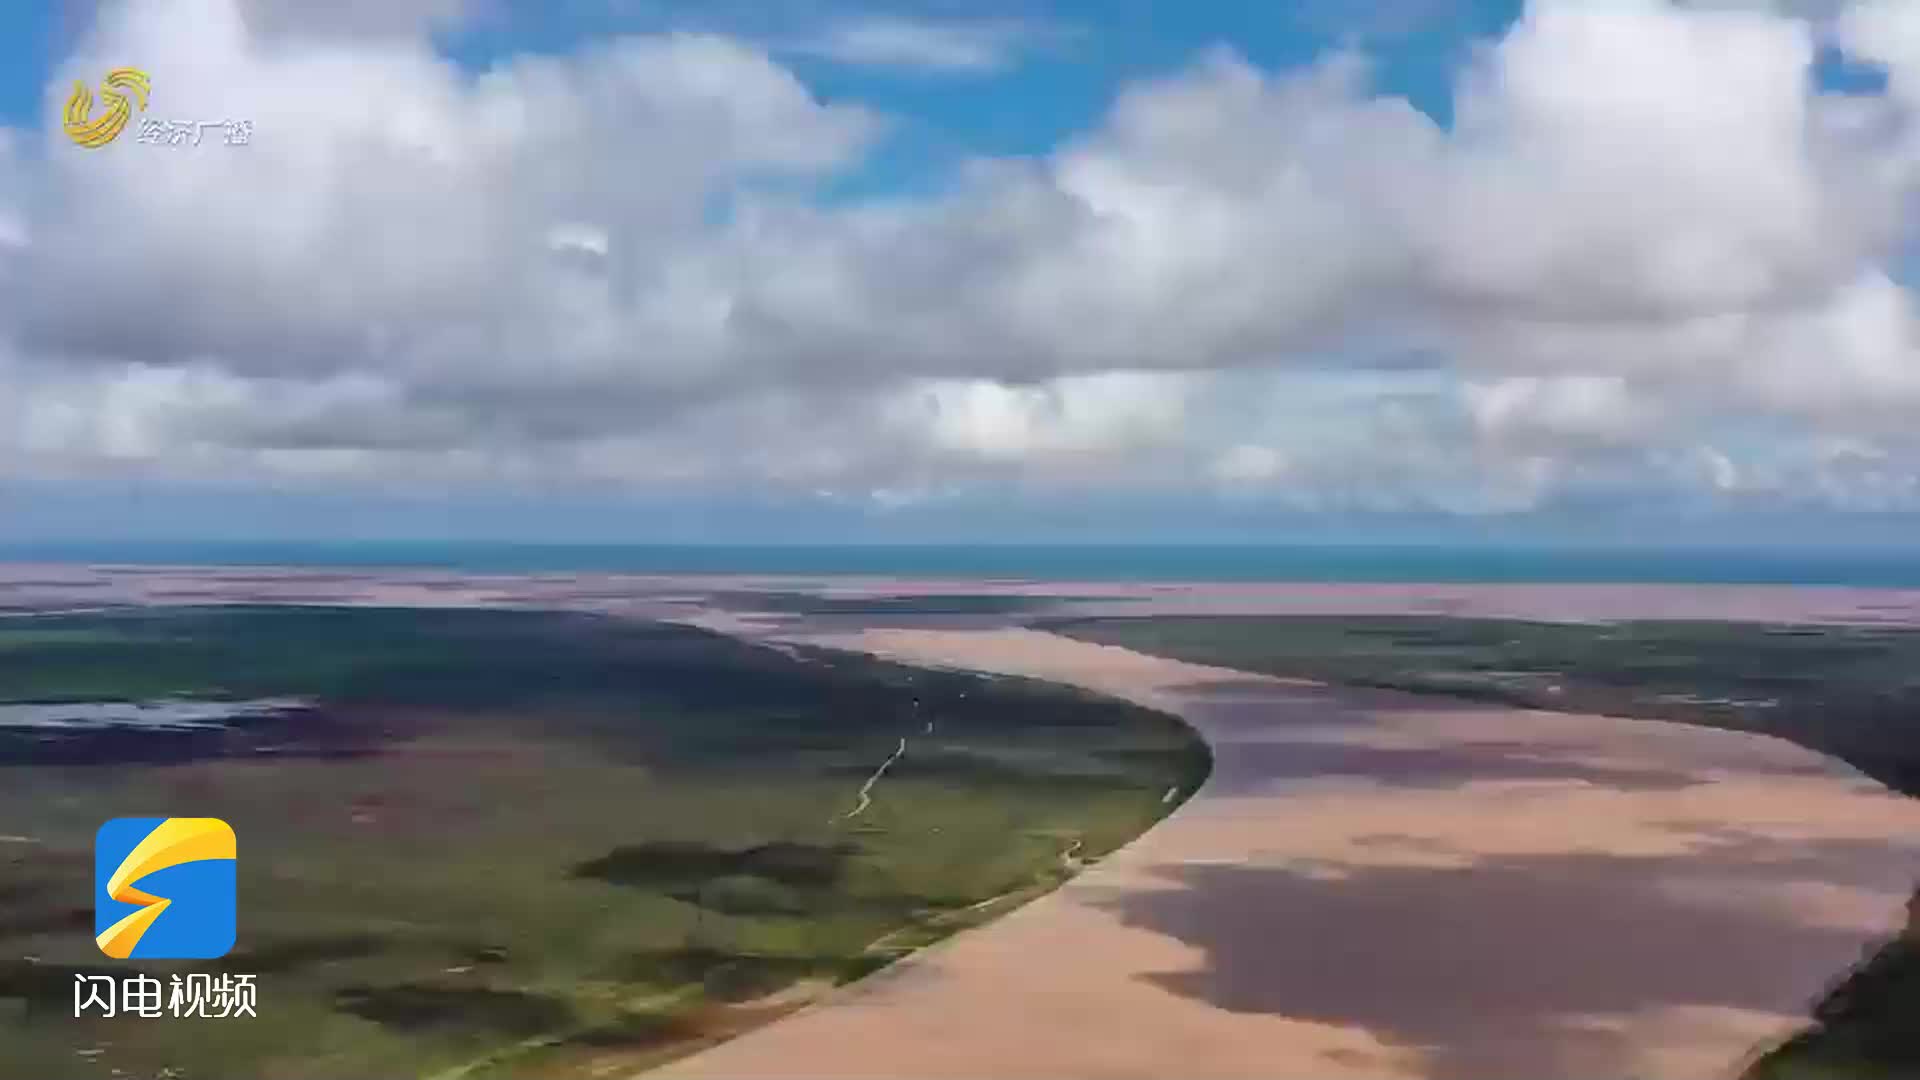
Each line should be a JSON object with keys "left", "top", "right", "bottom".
{"left": 6, "top": 0, "right": 1920, "bottom": 526}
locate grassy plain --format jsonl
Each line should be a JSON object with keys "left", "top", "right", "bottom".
{"left": 1, "top": 606, "right": 1207, "bottom": 1080}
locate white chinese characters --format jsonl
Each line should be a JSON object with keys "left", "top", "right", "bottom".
{"left": 74, "top": 973, "right": 258, "bottom": 1018}
{"left": 132, "top": 118, "right": 253, "bottom": 148}
{"left": 73, "top": 974, "right": 115, "bottom": 1018}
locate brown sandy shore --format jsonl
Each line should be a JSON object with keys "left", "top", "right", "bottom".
{"left": 5, "top": 567, "right": 1920, "bottom": 1077}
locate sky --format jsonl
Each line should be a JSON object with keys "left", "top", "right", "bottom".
{"left": 3, "top": 0, "right": 1920, "bottom": 546}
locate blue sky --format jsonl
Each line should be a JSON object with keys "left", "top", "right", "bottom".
{"left": 3, "top": 0, "right": 1502, "bottom": 230}
{"left": 5, "top": 1, "right": 1523, "bottom": 150}
{"left": 0, "top": 5, "right": 60, "bottom": 129}
{"left": 8, "top": 1, "right": 1890, "bottom": 139}
{"left": 6, "top": 1, "right": 1885, "bottom": 207}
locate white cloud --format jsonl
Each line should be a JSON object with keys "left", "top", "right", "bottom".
{"left": 896, "top": 372, "right": 1194, "bottom": 463}
{"left": 235, "top": 0, "right": 481, "bottom": 38}
{"left": 784, "top": 16, "right": 1066, "bottom": 74}
{"left": 1464, "top": 375, "right": 1654, "bottom": 450}
{"left": 1211, "top": 444, "right": 1290, "bottom": 487}
{"left": 1837, "top": 0, "right": 1920, "bottom": 104}
{"left": 19, "top": 0, "right": 877, "bottom": 400}
{"left": 0, "top": 129, "right": 27, "bottom": 253}
{"left": 1413, "top": 0, "right": 1881, "bottom": 320}
{"left": 12, "top": 0, "right": 1920, "bottom": 520}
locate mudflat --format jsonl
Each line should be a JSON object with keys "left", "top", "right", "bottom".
{"left": 658, "top": 627, "right": 1920, "bottom": 1080}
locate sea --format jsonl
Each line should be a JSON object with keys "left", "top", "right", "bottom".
{"left": 3, "top": 542, "right": 1920, "bottom": 587}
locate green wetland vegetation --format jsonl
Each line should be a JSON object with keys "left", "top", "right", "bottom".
{"left": 0, "top": 606, "right": 1209, "bottom": 1080}
{"left": 1048, "top": 614, "right": 1920, "bottom": 1080}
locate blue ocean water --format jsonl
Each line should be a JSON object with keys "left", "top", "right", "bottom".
{"left": 6, "top": 541, "right": 1920, "bottom": 586}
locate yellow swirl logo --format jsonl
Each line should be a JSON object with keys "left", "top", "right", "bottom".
{"left": 63, "top": 67, "right": 152, "bottom": 149}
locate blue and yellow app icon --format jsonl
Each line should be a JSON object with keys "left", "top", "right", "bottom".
{"left": 95, "top": 818, "right": 236, "bottom": 960}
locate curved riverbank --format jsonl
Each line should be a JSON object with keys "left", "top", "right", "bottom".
{"left": 0, "top": 609, "right": 1201, "bottom": 1080}
{"left": 655, "top": 627, "right": 1920, "bottom": 1080}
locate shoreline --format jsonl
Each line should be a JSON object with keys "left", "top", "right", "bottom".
{"left": 656, "top": 626, "right": 1920, "bottom": 1080}
{"left": 9, "top": 564, "right": 1920, "bottom": 628}
{"left": 7, "top": 542, "right": 1920, "bottom": 590}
